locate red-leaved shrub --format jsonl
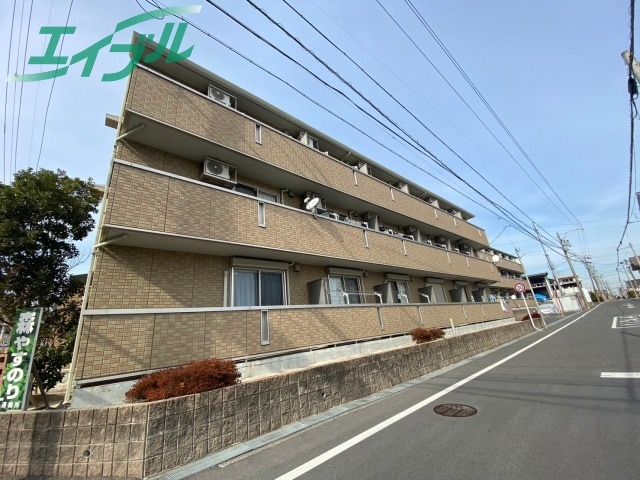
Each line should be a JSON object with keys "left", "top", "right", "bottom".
{"left": 125, "top": 358, "right": 241, "bottom": 402}
{"left": 521, "top": 312, "right": 542, "bottom": 322}
{"left": 409, "top": 327, "right": 446, "bottom": 344}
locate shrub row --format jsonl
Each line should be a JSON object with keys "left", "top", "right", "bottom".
{"left": 409, "top": 327, "right": 445, "bottom": 344}
{"left": 125, "top": 358, "right": 241, "bottom": 402}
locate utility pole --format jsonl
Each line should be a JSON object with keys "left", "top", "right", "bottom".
{"left": 629, "top": 242, "right": 640, "bottom": 274}
{"left": 582, "top": 257, "right": 597, "bottom": 298}
{"left": 625, "top": 259, "right": 639, "bottom": 287}
{"left": 557, "top": 233, "right": 590, "bottom": 310}
{"left": 620, "top": 261, "right": 634, "bottom": 296}
{"left": 514, "top": 247, "right": 546, "bottom": 327}
{"left": 584, "top": 256, "right": 605, "bottom": 301}
{"left": 597, "top": 273, "right": 611, "bottom": 299}
{"left": 534, "top": 223, "right": 565, "bottom": 315}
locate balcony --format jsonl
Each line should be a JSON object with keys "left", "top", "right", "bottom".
{"left": 120, "top": 66, "right": 490, "bottom": 248}
{"left": 102, "top": 161, "right": 501, "bottom": 283}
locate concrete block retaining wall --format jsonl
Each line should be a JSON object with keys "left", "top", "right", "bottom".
{"left": 0, "top": 320, "right": 540, "bottom": 478}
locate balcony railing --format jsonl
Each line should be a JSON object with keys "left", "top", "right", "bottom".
{"left": 123, "top": 66, "right": 491, "bottom": 247}
{"left": 103, "top": 161, "right": 502, "bottom": 283}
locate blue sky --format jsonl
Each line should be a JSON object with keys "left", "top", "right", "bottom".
{"left": 2, "top": 1, "right": 639, "bottom": 294}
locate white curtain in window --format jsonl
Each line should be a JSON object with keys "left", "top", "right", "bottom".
{"left": 328, "top": 276, "right": 345, "bottom": 304}
{"left": 234, "top": 270, "right": 258, "bottom": 306}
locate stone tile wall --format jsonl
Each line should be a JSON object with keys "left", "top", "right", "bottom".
{"left": 0, "top": 320, "right": 539, "bottom": 478}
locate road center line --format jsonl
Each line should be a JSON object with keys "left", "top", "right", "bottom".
{"left": 601, "top": 372, "right": 640, "bottom": 378}
{"left": 275, "top": 311, "right": 592, "bottom": 480}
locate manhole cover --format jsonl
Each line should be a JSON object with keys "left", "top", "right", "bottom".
{"left": 433, "top": 403, "right": 478, "bottom": 417}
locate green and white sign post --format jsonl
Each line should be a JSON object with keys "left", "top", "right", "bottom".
{"left": 0, "top": 308, "right": 43, "bottom": 411}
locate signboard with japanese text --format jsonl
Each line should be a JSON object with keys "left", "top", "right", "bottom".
{"left": 0, "top": 308, "right": 43, "bottom": 411}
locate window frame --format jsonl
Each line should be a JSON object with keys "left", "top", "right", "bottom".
{"left": 232, "top": 266, "right": 288, "bottom": 307}
{"left": 328, "top": 274, "right": 363, "bottom": 304}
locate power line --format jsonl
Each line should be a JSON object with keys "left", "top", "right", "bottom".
{"left": 279, "top": 0, "right": 543, "bottom": 235}
{"left": 36, "top": 0, "right": 75, "bottom": 170}
{"left": 232, "top": 0, "right": 560, "bottom": 248}
{"left": 3, "top": 0, "right": 19, "bottom": 183}
{"left": 13, "top": 0, "right": 36, "bottom": 177}
{"left": 403, "top": 0, "right": 581, "bottom": 227}
{"left": 143, "top": 0, "right": 552, "bottom": 244}
{"left": 617, "top": 0, "right": 637, "bottom": 251}
{"left": 305, "top": 0, "right": 536, "bottom": 196}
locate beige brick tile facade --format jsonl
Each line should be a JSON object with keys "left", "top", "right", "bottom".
{"left": 73, "top": 61, "right": 530, "bottom": 387}
{"left": 125, "top": 68, "right": 490, "bottom": 245}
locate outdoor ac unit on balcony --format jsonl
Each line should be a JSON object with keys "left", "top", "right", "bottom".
{"left": 297, "top": 131, "right": 319, "bottom": 149}
{"left": 207, "top": 85, "right": 236, "bottom": 108}
{"left": 203, "top": 157, "right": 231, "bottom": 180}
{"left": 395, "top": 182, "right": 409, "bottom": 194}
{"left": 356, "top": 162, "right": 372, "bottom": 175}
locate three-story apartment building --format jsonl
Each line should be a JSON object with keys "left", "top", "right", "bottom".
{"left": 70, "top": 39, "right": 526, "bottom": 391}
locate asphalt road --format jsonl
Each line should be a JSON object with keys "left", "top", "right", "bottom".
{"left": 181, "top": 301, "right": 640, "bottom": 480}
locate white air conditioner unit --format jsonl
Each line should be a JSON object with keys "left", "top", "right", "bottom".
{"left": 208, "top": 85, "right": 236, "bottom": 108}
{"left": 395, "top": 182, "right": 409, "bottom": 194}
{"left": 297, "top": 131, "right": 319, "bottom": 149}
{"left": 203, "top": 157, "right": 231, "bottom": 180}
{"left": 357, "top": 162, "right": 372, "bottom": 175}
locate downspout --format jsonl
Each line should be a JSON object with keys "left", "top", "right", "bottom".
{"left": 63, "top": 234, "right": 128, "bottom": 405}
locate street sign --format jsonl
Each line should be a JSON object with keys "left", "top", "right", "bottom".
{"left": 514, "top": 282, "right": 527, "bottom": 294}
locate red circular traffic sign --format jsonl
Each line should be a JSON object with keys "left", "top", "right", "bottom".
{"left": 514, "top": 282, "right": 527, "bottom": 293}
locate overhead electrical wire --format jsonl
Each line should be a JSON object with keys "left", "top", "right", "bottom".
{"left": 139, "top": 0, "right": 551, "bottom": 245}
{"left": 232, "top": 0, "right": 560, "bottom": 248}
{"left": 149, "top": 0, "right": 564, "bottom": 254}
{"left": 3, "top": 0, "right": 19, "bottom": 184}
{"left": 10, "top": 0, "right": 28, "bottom": 178}
{"left": 617, "top": 0, "right": 637, "bottom": 259}
{"left": 36, "top": 0, "right": 75, "bottom": 170}
{"left": 306, "top": 0, "right": 535, "bottom": 195}
{"left": 279, "top": 0, "right": 550, "bottom": 242}
{"left": 13, "top": 0, "right": 36, "bottom": 177}
{"left": 402, "top": 0, "right": 581, "bottom": 227}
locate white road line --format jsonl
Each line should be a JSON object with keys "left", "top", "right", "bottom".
{"left": 612, "top": 317, "right": 618, "bottom": 329}
{"left": 601, "top": 372, "right": 640, "bottom": 378}
{"left": 275, "top": 310, "right": 592, "bottom": 480}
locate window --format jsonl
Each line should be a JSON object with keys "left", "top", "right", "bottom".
{"left": 424, "top": 282, "right": 447, "bottom": 303}
{"left": 258, "top": 202, "right": 266, "bottom": 227}
{"left": 306, "top": 135, "right": 319, "bottom": 149}
{"left": 233, "top": 269, "right": 286, "bottom": 307}
{"left": 235, "top": 184, "right": 279, "bottom": 203}
{"left": 328, "top": 275, "right": 362, "bottom": 304}
{"left": 255, "top": 123, "right": 262, "bottom": 143}
{"left": 260, "top": 310, "right": 270, "bottom": 345}
{"left": 389, "top": 281, "right": 410, "bottom": 303}
{"left": 257, "top": 190, "right": 278, "bottom": 202}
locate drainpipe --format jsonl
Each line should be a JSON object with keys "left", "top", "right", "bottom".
{"left": 63, "top": 234, "right": 128, "bottom": 405}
